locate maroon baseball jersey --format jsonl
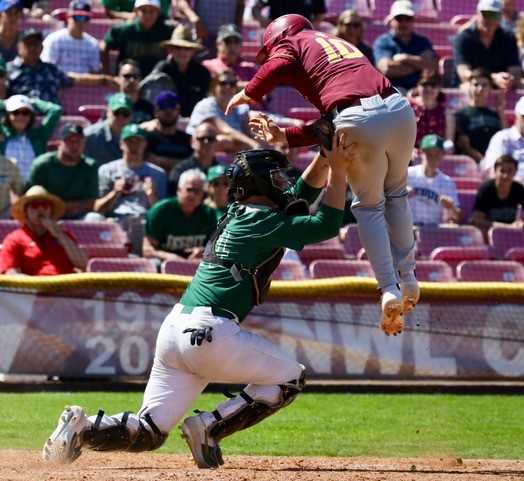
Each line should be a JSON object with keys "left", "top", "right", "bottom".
{"left": 245, "top": 29, "right": 392, "bottom": 147}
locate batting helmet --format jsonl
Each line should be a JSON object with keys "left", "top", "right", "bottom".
{"left": 227, "top": 149, "right": 291, "bottom": 207}
{"left": 255, "top": 14, "right": 313, "bottom": 64}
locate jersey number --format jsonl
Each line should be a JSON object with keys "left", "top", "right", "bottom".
{"left": 315, "top": 34, "right": 364, "bottom": 63}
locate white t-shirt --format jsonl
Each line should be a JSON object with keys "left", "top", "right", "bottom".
{"left": 407, "top": 164, "right": 460, "bottom": 225}
{"left": 41, "top": 29, "right": 101, "bottom": 73}
{"left": 482, "top": 126, "right": 524, "bottom": 184}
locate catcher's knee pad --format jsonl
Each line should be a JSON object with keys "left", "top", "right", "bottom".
{"left": 210, "top": 369, "right": 305, "bottom": 442}
{"left": 82, "top": 411, "right": 167, "bottom": 452}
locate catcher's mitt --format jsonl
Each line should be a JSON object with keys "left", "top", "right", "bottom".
{"left": 312, "top": 116, "right": 335, "bottom": 153}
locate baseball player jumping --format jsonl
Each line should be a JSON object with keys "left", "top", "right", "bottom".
{"left": 42, "top": 138, "right": 353, "bottom": 469}
{"left": 226, "top": 14, "right": 419, "bottom": 335}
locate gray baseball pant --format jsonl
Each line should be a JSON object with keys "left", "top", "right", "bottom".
{"left": 333, "top": 93, "right": 417, "bottom": 290}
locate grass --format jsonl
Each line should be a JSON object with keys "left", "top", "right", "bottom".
{"left": 0, "top": 392, "right": 522, "bottom": 459}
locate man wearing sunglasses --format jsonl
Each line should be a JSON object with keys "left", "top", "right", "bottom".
{"left": 453, "top": 0, "right": 521, "bottom": 90}
{"left": 116, "top": 59, "right": 154, "bottom": 124}
{"left": 84, "top": 93, "right": 133, "bottom": 165}
{"left": 373, "top": 0, "right": 437, "bottom": 92}
{"left": 41, "top": 0, "right": 100, "bottom": 74}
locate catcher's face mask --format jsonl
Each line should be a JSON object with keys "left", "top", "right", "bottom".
{"left": 270, "top": 168, "right": 292, "bottom": 192}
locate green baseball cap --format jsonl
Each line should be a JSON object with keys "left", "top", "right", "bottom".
{"left": 207, "top": 165, "right": 227, "bottom": 183}
{"left": 420, "top": 134, "right": 444, "bottom": 151}
{"left": 121, "top": 123, "right": 147, "bottom": 141}
{"left": 107, "top": 93, "right": 133, "bottom": 112}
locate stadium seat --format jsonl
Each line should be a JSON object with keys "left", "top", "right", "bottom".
{"left": 488, "top": 226, "right": 524, "bottom": 259}
{"left": 343, "top": 224, "right": 363, "bottom": 258}
{"left": 85, "top": 19, "right": 120, "bottom": 41}
{"left": 241, "top": 22, "right": 263, "bottom": 42}
{"left": 272, "top": 260, "right": 307, "bottom": 280}
{"left": 21, "top": 17, "right": 59, "bottom": 37}
{"left": 309, "top": 259, "right": 374, "bottom": 279}
{"left": 457, "top": 190, "right": 477, "bottom": 223}
{"left": 429, "top": 245, "right": 490, "bottom": 272}
{"left": 50, "top": 116, "right": 91, "bottom": 140}
{"left": 439, "top": 57, "right": 456, "bottom": 87}
{"left": 288, "top": 107, "right": 318, "bottom": 122}
{"left": 87, "top": 257, "right": 157, "bottom": 273}
{"left": 439, "top": 0, "right": 477, "bottom": 20}
{"left": 452, "top": 177, "right": 481, "bottom": 190}
{"left": 62, "top": 86, "right": 114, "bottom": 116}
{"left": 161, "top": 259, "right": 199, "bottom": 276}
{"left": 78, "top": 105, "right": 106, "bottom": 124}
{"left": 449, "top": 14, "right": 471, "bottom": 26}
{"left": 505, "top": 247, "right": 524, "bottom": 263}
{"left": 440, "top": 155, "right": 480, "bottom": 178}
{"left": 416, "top": 224, "right": 484, "bottom": 257}
{"left": 324, "top": 0, "right": 373, "bottom": 20}
{"left": 240, "top": 41, "right": 259, "bottom": 62}
{"left": 298, "top": 238, "right": 346, "bottom": 263}
{"left": 457, "top": 260, "right": 524, "bottom": 282}
{"left": 0, "top": 220, "right": 20, "bottom": 244}
{"left": 60, "top": 221, "right": 130, "bottom": 258}
{"left": 266, "top": 87, "right": 313, "bottom": 117}
{"left": 414, "top": 260, "right": 455, "bottom": 282}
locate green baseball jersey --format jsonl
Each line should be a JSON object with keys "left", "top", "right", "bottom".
{"left": 181, "top": 178, "right": 344, "bottom": 321}
{"left": 145, "top": 197, "right": 217, "bottom": 255}
{"left": 28, "top": 152, "right": 98, "bottom": 201}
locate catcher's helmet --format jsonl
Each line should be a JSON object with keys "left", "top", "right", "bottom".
{"left": 255, "top": 14, "right": 313, "bottom": 64}
{"left": 227, "top": 149, "right": 292, "bottom": 207}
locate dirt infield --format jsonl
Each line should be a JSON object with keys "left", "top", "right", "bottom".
{"left": 1, "top": 450, "right": 523, "bottom": 481}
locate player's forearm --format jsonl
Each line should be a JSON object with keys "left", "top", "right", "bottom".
{"left": 300, "top": 153, "right": 329, "bottom": 189}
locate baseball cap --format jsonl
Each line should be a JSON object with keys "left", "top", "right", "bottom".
{"left": 514, "top": 97, "right": 524, "bottom": 116}
{"left": 385, "top": 0, "right": 415, "bottom": 22}
{"left": 121, "top": 123, "right": 147, "bottom": 141}
{"left": 107, "top": 93, "right": 133, "bottom": 112}
{"left": 217, "top": 24, "right": 242, "bottom": 42}
{"left": 68, "top": 0, "right": 91, "bottom": 15}
{"left": 20, "top": 28, "right": 44, "bottom": 42}
{"left": 5, "top": 94, "right": 34, "bottom": 113}
{"left": 207, "top": 165, "right": 227, "bottom": 183}
{"left": 420, "top": 134, "right": 445, "bottom": 151}
{"left": 134, "top": 0, "right": 160, "bottom": 9}
{"left": 0, "top": 0, "right": 22, "bottom": 12}
{"left": 477, "top": 0, "right": 501, "bottom": 12}
{"left": 60, "top": 123, "right": 85, "bottom": 139}
{"left": 155, "top": 91, "right": 179, "bottom": 110}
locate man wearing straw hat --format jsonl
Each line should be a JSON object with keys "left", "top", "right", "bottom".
{"left": 0, "top": 185, "right": 87, "bottom": 275}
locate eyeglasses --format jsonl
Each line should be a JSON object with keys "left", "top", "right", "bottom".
{"left": 72, "top": 15, "right": 90, "bottom": 22}
{"left": 394, "top": 15, "right": 414, "bottom": 22}
{"left": 11, "top": 110, "right": 32, "bottom": 116}
{"left": 185, "top": 187, "right": 204, "bottom": 194}
{"left": 218, "top": 80, "right": 237, "bottom": 87}
{"left": 196, "top": 135, "right": 217, "bottom": 143}
{"left": 122, "top": 73, "right": 140, "bottom": 80}
{"left": 481, "top": 11, "right": 501, "bottom": 20}
{"left": 114, "top": 109, "right": 132, "bottom": 117}
{"left": 342, "top": 21, "right": 362, "bottom": 28}
{"left": 27, "top": 200, "right": 51, "bottom": 209}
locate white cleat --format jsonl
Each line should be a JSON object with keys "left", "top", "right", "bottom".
{"left": 42, "top": 405, "right": 87, "bottom": 464}
{"left": 180, "top": 413, "right": 223, "bottom": 469}
{"left": 401, "top": 279, "right": 420, "bottom": 314}
{"left": 380, "top": 288, "right": 404, "bottom": 336}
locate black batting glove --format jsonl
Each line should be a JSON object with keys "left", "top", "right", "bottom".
{"left": 183, "top": 327, "right": 213, "bottom": 346}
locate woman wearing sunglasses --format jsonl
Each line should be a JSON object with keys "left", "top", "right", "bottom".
{"left": 0, "top": 94, "right": 62, "bottom": 181}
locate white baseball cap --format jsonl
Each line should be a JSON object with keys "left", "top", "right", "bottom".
{"left": 134, "top": 0, "right": 160, "bottom": 9}
{"left": 385, "top": 0, "right": 415, "bottom": 22}
{"left": 477, "top": 0, "right": 502, "bottom": 12}
{"left": 5, "top": 94, "right": 34, "bottom": 113}
{"left": 515, "top": 97, "right": 524, "bottom": 116}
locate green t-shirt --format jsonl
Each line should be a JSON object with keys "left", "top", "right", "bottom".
{"left": 28, "top": 152, "right": 99, "bottom": 201}
{"left": 181, "top": 179, "right": 343, "bottom": 321}
{"left": 104, "top": 18, "right": 174, "bottom": 75}
{"left": 145, "top": 197, "right": 217, "bottom": 255}
{"left": 101, "top": 0, "right": 171, "bottom": 18}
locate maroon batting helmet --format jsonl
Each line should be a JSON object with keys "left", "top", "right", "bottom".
{"left": 255, "top": 14, "right": 313, "bottom": 64}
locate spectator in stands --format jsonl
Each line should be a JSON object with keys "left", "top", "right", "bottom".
{"left": 140, "top": 91, "right": 192, "bottom": 173}
{"left": 0, "top": 185, "right": 87, "bottom": 275}
{"left": 102, "top": 0, "right": 170, "bottom": 21}
{"left": 516, "top": 15, "right": 524, "bottom": 70}
{"left": 335, "top": 9, "right": 374, "bottom": 65}
{"left": 28, "top": 123, "right": 98, "bottom": 219}
{"left": 408, "top": 134, "right": 461, "bottom": 225}
{"left": 203, "top": 24, "right": 257, "bottom": 84}
{"left": 168, "top": 121, "right": 219, "bottom": 193}
{"left": 453, "top": 0, "right": 521, "bottom": 90}
{"left": 204, "top": 164, "right": 228, "bottom": 219}
{"left": 41, "top": 0, "right": 101, "bottom": 74}
{"left": 409, "top": 73, "right": 448, "bottom": 146}
{"left": 0, "top": 94, "right": 62, "bottom": 181}
{"left": 7, "top": 29, "right": 111, "bottom": 104}
{"left": 84, "top": 93, "right": 133, "bottom": 166}
{"left": 251, "top": 0, "right": 326, "bottom": 28}
{"left": 143, "top": 168, "right": 216, "bottom": 261}
{"left": 0, "top": 0, "right": 22, "bottom": 63}
{"left": 373, "top": 0, "right": 437, "bottom": 92}
{"left": 0, "top": 58, "right": 7, "bottom": 100}
{"left": 0, "top": 150, "right": 23, "bottom": 217}
{"left": 101, "top": 0, "right": 174, "bottom": 76}
{"left": 95, "top": 123, "right": 167, "bottom": 222}
{"left": 453, "top": 68, "right": 504, "bottom": 163}
{"left": 115, "top": 59, "right": 154, "bottom": 124}
{"left": 187, "top": 70, "right": 259, "bottom": 152}
{"left": 483, "top": 96, "right": 524, "bottom": 182}
{"left": 501, "top": 0, "right": 520, "bottom": 33}
{"left": 471, "top": 154, "right": 524, "bottom": 236}
{"left": 150, "top": 24, "right": 211, "bottom": 118}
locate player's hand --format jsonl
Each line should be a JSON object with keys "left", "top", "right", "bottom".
{"left": 225, "top": 88, "right": 254, "bottom": 115}
{"left": 183, "top": 327, "right": 213, "bottom": 346}
{"left": 249, "top": 113, "right": 286, "bottom": 144}
{"left": 325, "top": 131, "right": 358, "bottom": 170}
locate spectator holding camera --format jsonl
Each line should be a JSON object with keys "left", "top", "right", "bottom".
{"left": 0, "top": 94, "right": 62, "bottom": 181}
{"left": 0, "top": 185, "right": 87, "bottom": 275}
